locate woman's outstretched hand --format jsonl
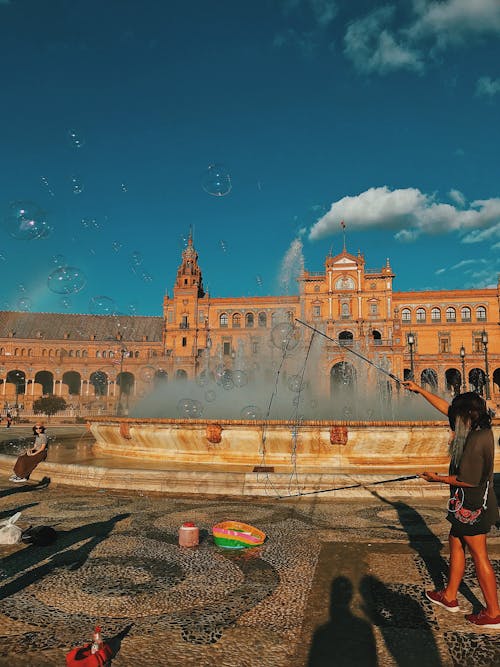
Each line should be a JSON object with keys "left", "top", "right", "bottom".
{"left": 418, "top": 471, "right": 441, "bottom": 482}
{"left": 403, "top": 380, "right": 421, "bottom": 393}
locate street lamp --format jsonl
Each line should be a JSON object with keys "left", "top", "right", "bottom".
{"left": 116, "top": 347, "right": 128, "bottom": 415}
{"left": 407, "top": 332, "right": 415, "bottom": 380}
{"left": 481, "top": 330, "right": 491, "bottom": 400}
{"left": 460, "top": 344, "right": 466, "bottom": 393}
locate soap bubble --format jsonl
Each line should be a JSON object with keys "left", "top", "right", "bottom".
{"left": 202, "top": 164, "right": 232, "bottom": 197}
{"left": 232, "top": 370, "right": 248, "bottom": 388}
{"left": 17, "top": 296, "right": 32, "bottom": 312}
{"left": 67, "top": 128, "right": 84, "bottom": 149}
{"left": 256, "top": 275, "right": 263, "bottom": 287}
{"left": 287, "top": 375, "right": 304, "bottom": 393}
{"left": 47, "top": 266, "right": 87, "bottom": 295}
{"left": 52, "top": 254, "right": 66, "bottom": 267}
{"left": 222, "top": 376, "right": 234, "bottom": 391}
{"left": 120, "top": 183, "right": 128, "bottom": 193}
{"left": 40, "top": 176, "right": 55, "bottom": 197}
{"left": 60, "top": 296, "right": 72, "bottom": 310}
{"left": 3, "top": 201, "right": 50, "bottom": 240}
{"left": 89, "top": 295, "right": 116, "bottom": 316}
{"left": 140, "top": 366, "right": 156, "bottom": 382}
{"left": 240, "top": 405, "right": 263, "bottom": 420}
{"left": 177, "top": 398, "right": 204, "bottom": 419}
{"left": 81, "top": 217, "right": 99, "bottom": 231}
{"left": 220, "top": 239, "right": 227, "bottom": 253}
{"left": 17, "top": 283, "right": 26, "bottom": 293}
{"left": 205, "top": 389, "right": 216, "bottom": 402}
{"left": 196, "top": 370, "right": 212, "bottom": 387}
{"left": 271, "top": 322, "right": 301, "bottom": 352}
{"left": 71, "top": 175, "right": 84, "bottom": 195}
{"left": 140, "top": 271, "right": 153, "bottom": 283}
{"left": 129, "top": 251, "right": 142, "bottom": 267}
{"left": 111, "top": 241, "right": 122, "bottom": 253}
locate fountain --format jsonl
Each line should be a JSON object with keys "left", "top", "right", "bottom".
{"left": 2, "top": 321, "right": 498, "bottom": 497}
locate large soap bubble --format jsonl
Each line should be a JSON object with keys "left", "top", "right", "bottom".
{"left": 232, "top": 370, "right": 248, "bottom": 388}
{"left": 89, "top": 295, "right": 116, "bottom": 316}
{"left": 202, "top": 164, "right": 232, "bottom": 197}
{"left": 47, "top": 266, "right": 87, "bottom": 295}
{"left": 287, "top": 375, "right": 306, "bottom": 393}
{"left": 4, "top": 201, "right": 50, "bottom": 240}
{"left": 270, "top": 322, "right": 301, "bottom": 352}
{"left": 240, "top": 405, "right": 263, "bottom": 420}
{"left": 177, "top": 398, "right": 204, "bottom": 419}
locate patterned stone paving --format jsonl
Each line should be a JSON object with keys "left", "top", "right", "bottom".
{"left": 0, "top": 479, "right": 499, "bottom": 666}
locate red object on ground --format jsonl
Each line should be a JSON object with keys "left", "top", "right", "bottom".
{"left": 65, "top": 642, "right": 114, "bottom": 666}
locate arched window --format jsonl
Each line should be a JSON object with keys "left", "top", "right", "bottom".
{"left": 446, "top": 307, "right": 456, "bottom": 322}
{"left": 372, "top": 330, "right": 382, "bottom": 345}
{"left": 96, "top": 351, "right": 101, "bottom": 358}
{"left": 220, "top": 313, "right": 228, "bottom": 327}
{"left": 258, "top": 312, "right": 267, "bottom": 327}
{"left": 102, "top": 351, "right": 107, "bottom": 358}
{"left": 76, "top": 350, "right": 81, "bottom": 357}
{"left": 135, "top": 351, "right": 140, "bottom": 358}
{"left": 14, "top": 348, "right": 19, "bottom": 356}
{"left": 460, "top": 306, "right": 471, "bottom": 322}
{"left": 338, "top": 331, "right": 354, "bottom": 346}
{"left": 82, "top": 350, "right": 88, "bottom": 358}
{"left": 245, "top": 313, "right": 254, "bottom": 328}
{"left": 401, "top": 308, "right": 411, "bottom": 322}
{"left": 28, "top": 349, "right": 33, "bottom": 357}
{"left": 68, "top": 350, "right": 74, "bottom": 357}
{"left": 109, "top": 351, "right": 115, "bottom": 358}
{"left": 431, "top": 307, "right": 441, "bottom": 322}
{"left": 476, "top": 306, "right": 486, "bottom": 321}
{"left": 416, "top": 308, "right": 426, "bottom": 322}
{"left": 232, "top": 313, "right": 241, "bottom": 328}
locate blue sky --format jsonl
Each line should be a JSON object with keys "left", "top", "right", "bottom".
{"left": 0, "top": 0, "right": 499, "bottom": 316}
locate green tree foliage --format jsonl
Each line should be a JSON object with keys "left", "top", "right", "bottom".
{"left": 33, "top": 396, "right": 68, "bottom": 418}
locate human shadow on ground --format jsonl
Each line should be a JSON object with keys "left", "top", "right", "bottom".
{"left": 0, "top": 502, "right": 38, "bottom": 521}
{"left": 369, "top": 488, "right": 479, "bottom": 608}
{"left": 106, "top": 623, "right": 134, "bottom": 660}
{"left": 0, "top": 513, "right": 130, "bottom": 602}
{"left": 360, "top": 574, "right": 442, "bottom": 667}
{"left": 307, "top": 576, "right": 378, "bottom": 667}
{"left": 0, "top": 477, "right": 51, "bottom": 499}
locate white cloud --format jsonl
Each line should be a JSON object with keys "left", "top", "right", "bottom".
{"left": 475, "top": 75, "right": 500, "bottom": 97}
{"left": 308, "top": 186, "right": 500, "bottom": 243}
{"left": 344, "top": 7, "right": 423, "bottom": 74}
{"left": 448, "top": 189, "right": 466, "bottom": 206}
{"left": 344, "top": 0, "right": 500, "bottom": 75}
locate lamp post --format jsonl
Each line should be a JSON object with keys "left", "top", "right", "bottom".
{"left": 481, "top": 330, "right": 491, "bottom": 400}
{"left": 117, "top": 347, "right": 128, "bottom": 415}
{"left": 407, "top": 332, "right": 415, "bottom": 380}
{"left": 460, "top": 344, "right": 466, "bottom": 393}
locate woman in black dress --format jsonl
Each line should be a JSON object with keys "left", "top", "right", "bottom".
{"left": 9, "top": 423, "right": 48, "bottom": 483}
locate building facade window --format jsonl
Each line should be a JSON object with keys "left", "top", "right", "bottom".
{"left": 182, "top": 337, "right": 187, "bottom": 347}
{"left": 223, "top": 341, "right": 231, "bottom": 355}
{"left": 446, "top": 307, "right": 456, "bottom": 322}
{"left": 245, "top": 313, "right": 254, "bottom": 327}
{"left": 313, "top": 305, "right": 321, "bottom": 317}
{"left": 416, "top": 308, "right": 426, "bottom": 322}
{"left": 220, "top": 313, "right": 228, "bottom": 327}
{"left": 258, "top": 312, "right": 267, "bottom": 327}
{"left": 232, "top": 313, "right": 241, "bottom": 328}
{"left": 401, "top": 308, "right": 411, "bottom": 322}
{"left": 440, "top": 338, "right": 450, "bottom": 353}
{"left": 461, "top": 306, "right": 471, "bottom": 322}
{"left": 369, "top": 302, "right": 378, "bottom": 316}
{"left": 431, "top": 307, "right": 441, "bottom": 322}
{"left": 476, "top": 306, "right": 486, "bottom": 321}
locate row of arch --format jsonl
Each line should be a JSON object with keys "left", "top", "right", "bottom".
{"left": 400, "top": 305, "right": 487, "bottom": 323}
{"left": 219, "top": 311, "right": 294, "bottom": 328}
{"left": 0, "top": 348, "right": 144, "bottom": 359}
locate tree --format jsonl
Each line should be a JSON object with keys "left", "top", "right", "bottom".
{"left": 33, "top": 396, "right": 68, "bottom": 420}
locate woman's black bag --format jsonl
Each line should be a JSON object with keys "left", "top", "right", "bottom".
{"left": 21, "top": 525, "right": 57, "bottom": 546}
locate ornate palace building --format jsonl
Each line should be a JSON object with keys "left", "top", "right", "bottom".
{"left": 0, "top": 235, "right": 498, "bottom": 416}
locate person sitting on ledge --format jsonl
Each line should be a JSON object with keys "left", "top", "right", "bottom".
{"left": 9, "top": 423, "right": 48, "bottom": 483}
{"left": 404, "top": 380, "right": 500, "bottom": 629}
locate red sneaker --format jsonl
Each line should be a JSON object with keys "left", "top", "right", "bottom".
{"left": 425, "top": 590, "right": 460, "bottom": 612}
{"left": 465, "top": 609, "right": 500, "bottom": 629}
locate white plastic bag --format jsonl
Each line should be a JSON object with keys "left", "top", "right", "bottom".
{"left": 0, "top": 511, "right": 22, "bottom": 545}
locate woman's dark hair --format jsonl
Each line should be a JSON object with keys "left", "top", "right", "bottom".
{"left": 448, "top": 392, "right": 491, "bottom": 431}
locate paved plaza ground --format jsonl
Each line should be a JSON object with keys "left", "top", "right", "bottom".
{"left": 0, "top": 428, "right": 500, "bottom": 665}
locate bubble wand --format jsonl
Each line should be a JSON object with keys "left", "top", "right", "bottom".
{"left": 294, "top": 318, "right": 403, "bottom": 385}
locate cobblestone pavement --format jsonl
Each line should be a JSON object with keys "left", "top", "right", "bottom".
{"left": 0, "top": 478, "right": 500, "bottom": 666}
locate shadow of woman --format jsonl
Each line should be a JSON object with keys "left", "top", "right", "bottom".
{"left": 369, "top": 488, "right": 479, "bottom": 608}
{"left": 0, "top": 512, "right": 130, "bottom": 602}
{"left": 360, "top": 574, "right": 442, "bottom": 667}
{"left": 307, "top": 576, "right": 378, "bottom": 667}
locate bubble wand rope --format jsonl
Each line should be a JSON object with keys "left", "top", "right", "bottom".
{"left": 295, "top": 318, "right": 403, "bottom": 385}
{"left": 277, "top": 474, "right": 420, "bottom": 499}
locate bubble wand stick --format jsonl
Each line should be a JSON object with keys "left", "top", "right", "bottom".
{"left": 294, "top": 318, "right": 403, "bottom": 385}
